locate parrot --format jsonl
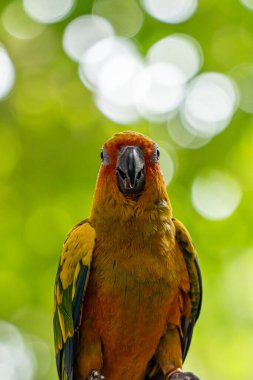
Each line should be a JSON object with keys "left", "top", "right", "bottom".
{"left": 53, "top": 131, "right": 202, "bottom": 380}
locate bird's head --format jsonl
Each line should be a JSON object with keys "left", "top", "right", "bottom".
{"left": 91, "top": 131, "right": 171, "bottom": 221}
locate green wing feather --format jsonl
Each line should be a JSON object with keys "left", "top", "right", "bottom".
{"left": 53, "top": 220, "right": 96, "bottom": 380}
{"left": 172, "top": 218, "right": 202, "bottom": 361}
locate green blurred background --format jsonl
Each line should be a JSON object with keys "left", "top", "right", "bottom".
{"left": 1, "top": 0, "right": 253, "bottom": 379}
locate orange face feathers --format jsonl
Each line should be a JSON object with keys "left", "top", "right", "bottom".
{"left": 103, "top": 131, "right": 156, "bottom": 166}
{"left": 90, "top": 131, "right": 171, "bottom": 221}
{"left": 101, "top": 131, "right": 162, "bottom": 180}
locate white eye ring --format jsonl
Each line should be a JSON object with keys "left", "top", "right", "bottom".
{"left": 150, "top": 144, "right": 160, "bottom": 163}
{"left": 101, "top": 146, "right": 110, "bottom": 165}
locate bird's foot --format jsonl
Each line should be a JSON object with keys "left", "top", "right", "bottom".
{"left": 168, "top": 371, "right": 199, "bottom": 380}
{"left": 87, "top": 370, "right": 106, "bottom": 380}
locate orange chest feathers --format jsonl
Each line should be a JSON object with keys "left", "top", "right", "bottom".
{"left": 81, "top": 225, "right": 190, "bottom": 376}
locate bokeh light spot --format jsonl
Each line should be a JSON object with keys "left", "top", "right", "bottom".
{"left": 147, "top": 34, "right": 203, "bottom": 81}
{"left": 191, "top": 170, "right": 242, "bottom": 220}
{"left": 142, "top": 0, "right": 198, "bottom": 24}
{"left": 92, "top": 0, "right": 143, "bottom": 38}
{"left": 167, "top": 116, "right": 211, "bottom": 149}
{"left": 159, "top": 147, "right": 174, "bottom": 186}
{"left": 2, "top": 0, "right": 45, "bottom": 40}
{"left": 63, "top": 15, "right": 114, "bottom": 62}
{"left": 85, "top": 42, "right": 143, "bottom": 124}
{"left": 23, "top": 0, "right": 75, "bottom": 24}
{"left": 240, "top": 0, "right": 253, "bottom": 11}
{"left": 98, "top": 54, "right": 143, "bottom": 107}
{"left": 230, "top": 63, "right": 253, "bottom": 114}
{"left": 95, "top": 94, "right": 139, "bottom": 124}
{"left": 0, "top": 321, "right": 36, "bottom": 380}
{"left": 134, "top": 63, "right": 185, "bottom": 122}
{"left": 182, "top": 73, "right": 238, "bottom": 137}
{"left": 25, "top": 335, "right": 51, "bottom": 378}
{"left": 0, "top": 46, "right": 15, "bottom": 100}
{"left": 79, "top": 36, "right": 138, "bottom": 91}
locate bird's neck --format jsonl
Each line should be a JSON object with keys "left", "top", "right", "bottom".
{"left": 89, "top": 169, "right": 173, "bottom": 239}
{"left": 89, "top": 196, "right": 176, "bottom": 266}
{"left": 90, "top": 193, "right": 172, "bottom": 238}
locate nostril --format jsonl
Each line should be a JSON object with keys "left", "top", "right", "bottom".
{"left": 117, "top": 168, "right": 127, "bottom": 180}
{"left": 136, "top": 169, "right": 143, "bottom": 181}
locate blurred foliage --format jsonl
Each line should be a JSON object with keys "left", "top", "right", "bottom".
{"left": 0, "top": 1, "right": 253, "bottom": 380}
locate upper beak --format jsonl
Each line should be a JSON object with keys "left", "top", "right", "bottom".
{"left": 116, "top": 146, "right": 145, "bottom": 196}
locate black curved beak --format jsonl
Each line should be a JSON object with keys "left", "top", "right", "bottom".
{"left": 116, "top": 146, "right": 145, "bottom": 196}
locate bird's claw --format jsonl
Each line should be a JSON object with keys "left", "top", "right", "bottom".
{"left": 169, "top": 372, "right": 199, "bottom": 380}
{"left": 87, "top": 370, "right": 106, "bottom": 380}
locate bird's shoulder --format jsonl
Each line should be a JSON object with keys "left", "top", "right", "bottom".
{"left": 58, "top": 219, "right": 96, "bottom": 290}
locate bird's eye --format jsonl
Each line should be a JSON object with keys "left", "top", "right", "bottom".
{"left": 150, "top": 144, "right": 160, "bottom": 164}
{"left": 100, "top": 147, "right": 110, "bottom": 165}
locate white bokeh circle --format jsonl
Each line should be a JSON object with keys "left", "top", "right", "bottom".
{"left": 0, "top": 47, "right": 15, "bottom": 100}
{"left": 95, "top": 94, "right": 139, "bottom": 124}
{"left": 159, "top": 147, "right": 174, "bottom": 186}
{"left": 142, "top": 0, "right": 198, "bottom": 24}
{"left": 79, "top": 37, "right": 138, "bottom": 91}
{"left": 240, "top": 0, "right": 253, "bottom": 11}
{"left": 92, "top": 0, "right": 144, "bottom": 38}
{"left": 147, "top": 34, "right": 203, "bottom": 82}
{"left": 230, "top": 63, "right": 253, "bottom": 114}
{"left": 63, "top": 15, "right": 114, "bottom": 62}
{"left": 191, "top": 170, "right": 242, "bottom": 220}
{"left": 0, "top": 321, "right": 36, "bottom": 380}
{"left": 134, "top": 63, "right": 186, "bottom": 122}
{"left": 23, "top": 0, "right": 75, "bottom": 24}
{"left": 3, "top": 1, "right": 45, "bottom": 40}
{"left": 182, "top": 72, "right": 238, "bottom": 137}
{"left": 168, "top": 116, "right": 211, "bottom": 149}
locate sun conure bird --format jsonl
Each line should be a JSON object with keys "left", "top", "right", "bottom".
{"left": 53, "top": 131, "right": 202, "bottom": 380}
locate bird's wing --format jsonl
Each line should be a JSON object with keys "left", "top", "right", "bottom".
{"left": 53, "top": 220, "right": 96, "bottom": 380}
{"left": 172, "top": 218, "right": 202, "bottom": 362}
